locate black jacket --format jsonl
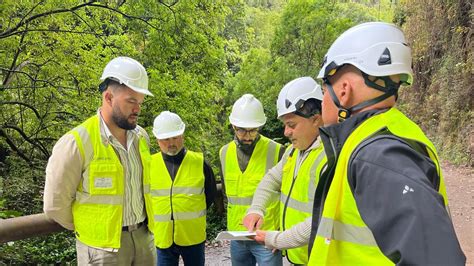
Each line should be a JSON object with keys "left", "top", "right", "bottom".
{"left": 309, "top": 109, "right": 465, "bottom": 265}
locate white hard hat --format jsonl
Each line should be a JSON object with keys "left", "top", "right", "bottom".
{"left": 152, "top": 111, "right": 185, "bottom": 139}
{"left": 229, "top": 94, "right": 266, "bottom": 128}
{"left": 317, "top": 22, "right": 413, "bottom": 84}
{"left": 277, "top": 77, "right": 323, "bottom": 118}
{"left": 100, "top": 56, "right": 153, "bottom": 96}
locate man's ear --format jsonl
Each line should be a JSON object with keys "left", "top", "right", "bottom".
{"left": 338, "top": 78, "right": 353, "bottom": 107}
{"left": 311, "top": 114, "right": 322, "bottom": 127}
{"left": 104, "top": 90, "right": 113, "bottom": 105}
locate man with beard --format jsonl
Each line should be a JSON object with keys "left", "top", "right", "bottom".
{"left": 149, "top": 111, "right": 216, "bottom": 266}
{"left": 219, "top": 94, "right": 284, "bottom": 266}
{"left": 43, "top": 56, "right": 156, "bottom": 265}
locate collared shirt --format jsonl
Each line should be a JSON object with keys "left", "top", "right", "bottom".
{"left": 44, "top": 109, "right": 146, "bottom": 232}
{"left": 98, "top": 110, "right": 146, "bottom": 226}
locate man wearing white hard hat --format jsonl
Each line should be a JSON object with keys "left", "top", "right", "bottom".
{"left": 219, "top": 94, "right": 284, "bottom": 266}
{"left": 150, "top": 111, "right": 217, "bottom": 266}
{"left": 242, "top": 78, "right": 327, "bottom": 265}
{"left": 307, "top": 22, "right": 465, "bottom": 265}
{"left": 43, "top": 56, "right": 157, "bottom": 264}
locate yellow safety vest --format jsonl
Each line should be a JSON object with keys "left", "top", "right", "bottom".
{"left": 150, "top": 150, "right": 206, "bottom": 248}
{"left": 220, "top": 136, "right": 282, "bottom": 231}
{"left": 70, "top": 115, "right": 153, "bottom": 248}
{"left": 308, "top": 108, "right": 448, "bottom": 265}
{"left": 281, "top": 143, "right": 326, "bottom": 265}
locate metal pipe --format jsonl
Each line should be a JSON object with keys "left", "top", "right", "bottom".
{"left": 0, "top": 185, "right": 224, "bottom": 243}
{"left": 0, "top": 213, "right": 65, "bottom": 243}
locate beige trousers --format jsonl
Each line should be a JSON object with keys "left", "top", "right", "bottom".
{"left": 76, "top": 225, "right": 156, "bottom": 265}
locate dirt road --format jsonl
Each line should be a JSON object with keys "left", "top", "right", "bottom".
{"left": 443, "top": 161, "right": 473, "bottom": 264}
{"left": 205, "top": 162, "right": 473, "bottom": 265}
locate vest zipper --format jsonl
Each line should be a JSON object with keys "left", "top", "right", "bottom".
{"left": 282, "top": 172, "right": 298, "bottom": 231}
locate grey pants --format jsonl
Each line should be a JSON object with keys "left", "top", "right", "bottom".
{"left": 76, "top": 225, "right": 156, "bottom": 265}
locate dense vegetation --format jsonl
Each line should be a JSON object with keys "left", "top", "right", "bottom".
{"left": 0, "top": 0, "right": 471, "bottom": 263}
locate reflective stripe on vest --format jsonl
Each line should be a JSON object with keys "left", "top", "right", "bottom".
{"left": 317, "top": 217, "right": 378, "bottom": 246}
{"left": 227, "top": 196, "right": 253, "bottom": 206}
{"left": 220, "top": 135, "right": 282, "bottom": 231}
{"left": 280, "top": 143, "right": 326, "bottom": 265}
{"left": 150, "top": 150, "right": 206, "bottom": 248}
{"left": 309, "top": 108, "right": 448, "bottom": 265}
{"left": 70, "top": 115, "right": 153, "bottom": 249}
{"left": 151, "top": 187, "right": 204, "bottom": 196}
{"left": 154, "top": 209, "right": 207, "bottom": 222}
{"left": 75, "top": 191, "right": 123, "bottom": 205}
{"left": 279, "top": 193, "right": 312, "bottom": 213}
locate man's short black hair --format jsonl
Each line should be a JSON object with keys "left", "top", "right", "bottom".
{"left": 295, "top": 98, "right": 322, "bottom": 117}
{"left": 99, "top": 78, "right": 123, "bottom": 93}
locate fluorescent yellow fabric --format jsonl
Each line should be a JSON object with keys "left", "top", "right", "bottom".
{"left": 150, "top": 151, "right": 206, "bottom": 248}
{"left": 309, "top": 108, "right": 448, "bottom": 265}
{"left": 220, "top": 136, "right": 282, "bottom": 231}
{"left": 280, "top": 144, "right": 326, "bottom": 265}
{"left": 71, "top": 115, "right": 153, "bottom": 248}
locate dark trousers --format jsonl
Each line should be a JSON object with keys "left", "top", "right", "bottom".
{"left": 156, "top": 242, "right": 205, "bottom": 266}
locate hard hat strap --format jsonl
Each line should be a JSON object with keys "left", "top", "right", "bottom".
{"left": 323, "top": 78, "right": 397, "bottom": 123}
{"left": 361, "top": 72, "right": 401, "bottom": 96}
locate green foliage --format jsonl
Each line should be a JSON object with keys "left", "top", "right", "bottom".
{"left": 397, "top": 0, "right": 472, "bottom": 165}
{"left": 0, "top": 231, "right": 76, "bottom": 264}
{"left": 0, "top": 198, "right": 22, "bottom": 219}
{"left": 206, "top": 203, "right": 227, "bottom": 241}
{"left": 1, "top": 0, "right": 231, "bottom": 263}
{"left": 1, "top": 0, "right": 470, "bottom": 263}
{"left": 227, "top": 0, "right": 388, "bottom": 140}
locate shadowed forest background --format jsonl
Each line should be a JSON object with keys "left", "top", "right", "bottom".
{"left": 0, "top": 0, "right": 472, "bottom": 263}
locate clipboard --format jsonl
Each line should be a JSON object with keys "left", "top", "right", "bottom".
{"left": 215, "top": 231, "right": 256, "bottom": 241}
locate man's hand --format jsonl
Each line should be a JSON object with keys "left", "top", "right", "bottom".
{"left": 255, "top": 230, "right": 266, "bottom": 244}
{"left": 242, "top": 213, "right": 263, "bottom": 232}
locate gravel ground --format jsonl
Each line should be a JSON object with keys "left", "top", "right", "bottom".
{"left": 204, "top": 241, "right": 292, "bottom": 266}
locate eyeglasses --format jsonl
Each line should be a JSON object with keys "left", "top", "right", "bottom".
{"left": 234, "top": 127, "right": 259, "bottom": 137}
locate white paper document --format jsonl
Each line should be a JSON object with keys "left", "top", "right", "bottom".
{"left": 215, "top": 231, "right": 256, "bottom": 241}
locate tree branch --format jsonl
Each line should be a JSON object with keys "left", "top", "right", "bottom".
{"left": 0, "top": 127, "right": 31, "bottom": 165}
{"left": 87, "top": 3, "right": 162, "bottom": 31}
{"left": 1, "top": 101, "right": 42, "bottom": 120}
{"left": 0, "top": 28, "right": 102, "bottom": 39}
{"left": 0, "top": 1, "right": 98, "bottom": 39}
{"left": 1, "top": 125, "right": 50, "bottom": 159}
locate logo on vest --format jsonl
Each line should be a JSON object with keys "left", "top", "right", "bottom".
{"left": 325, "top": 237, "right": 331, "bottom": 244}
{"left": 402, "top": 185, "right": 414, "bottom": 194}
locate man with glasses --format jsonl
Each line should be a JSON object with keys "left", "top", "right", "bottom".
{"left": 219, "top": 94, "right": 284, "bottom": 266}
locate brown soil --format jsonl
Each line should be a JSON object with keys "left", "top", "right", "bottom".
{"left": 443, "top": 161, "right": 473, "bottom": 264}
{"left": 205, "top": 161, "right": 474, "bottom": 265}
